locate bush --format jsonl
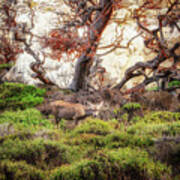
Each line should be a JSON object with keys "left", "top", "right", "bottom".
{"left": 50, "top": 159, "right": 105, "bottom": 180}
{"left": 122, "top": 102, "right": 141, "bottom": 111}
{"left": 0, "top": 139, "right": 76, "bottom": 169}
{"left": 0, "top": 160, "right": 45, "bottom": 180}
{"left": 51, "top": 148, "right": 171, "bottom": 180}
{"left": 94, "top": 147, "right": 171, "bottom": 180}
{"left": 104, "top": 131, "right": 154, "bottom": 148}
{"left": 0, "top": 108, "right": 53, "bottom": 129}
{"left": 127, "top": 121, "right": 180, "bottom": 137}
{"left": 142, "top": 111, "right": 180, "bottom": 124}
{"left": 0, "top": 63, "right": 14, "bottom": 70}
{"left": 71, "top": 118, "right": 113, "bottom": 136}
{"left": 0, "top": 82, "right": 46, "bottom": 110}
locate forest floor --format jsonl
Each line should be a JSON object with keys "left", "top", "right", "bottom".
{"left": 0, "top": 79, "right": 180, "bottom": 180}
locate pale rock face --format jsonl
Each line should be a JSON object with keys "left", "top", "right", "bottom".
{"left": 2, "top": 0, "right": 180, "bottom": 90}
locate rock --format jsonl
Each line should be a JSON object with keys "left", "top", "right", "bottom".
{"left": 0, "top": 123, "right": 15, "bottom": 137}
{"left": 1, "top": 0, "right": 179, "bottom": 90}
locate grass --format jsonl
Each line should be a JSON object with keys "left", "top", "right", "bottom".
{"left": 0, "top": 82, "right": 46, "bottom": 110}
{"left": 0, "top": 108, "right": 53, "bottom": 129}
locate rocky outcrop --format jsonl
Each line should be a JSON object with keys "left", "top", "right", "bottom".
{"left": 1, "top": 0, "right": 179, "bottom": 90}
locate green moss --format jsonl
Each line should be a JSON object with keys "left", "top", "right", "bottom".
{"left": 0, "top": 139, "right": 77, "bottom": 169}
{"left": 0, "top": 63, "right": 14, "bottom": 70}
{"left": 0, "top": 108, "right": 53, "bottom": 129}
{"left": 142, "top": 111, "right": 180, "bottom": 123}
{"left": 0, "top": 160, "right": 45, "bottom": 180}
{"left": 168, "top": 80, "right": 180, "bottom": 88}
{"left": 122, "top": 102, "right": 141, "bottom": 111}
{"left": 105, "top": 131, "right": 154, "bottom": 148}
{"left": 146, "top": 86, "right": 159, "bottom": 91}
{"left": 50, "top": 159, "right": 105, "bottom": 180}
{"left": 67, "top": 133, "right": 106, "bottom": 148}
{"left": 71, "top": 118, "right": 113, "bottom": 136}
{"left": 94, "top": 147, "right": 171, "bottom": 180}
{"left": 51, "top": 147, "right": 170, "bottom": 180}
{"left": 0, "top": 82, "right": 46, "bottom": 110}
{"left": 127, "top": 121, "right": 180, "bottom": 137}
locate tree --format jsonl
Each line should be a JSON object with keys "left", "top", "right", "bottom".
{"left": 0, "top": 0, "right": 180, "bottom": 92}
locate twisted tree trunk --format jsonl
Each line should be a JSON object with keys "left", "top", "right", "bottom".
{"left": 72, "top": 0, "right": 113, "bottom": 91}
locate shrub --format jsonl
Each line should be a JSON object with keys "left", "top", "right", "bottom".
{"left": 168, "top": 80, "right": 180, "bottom": 88}
{"left": 0, "top": 160, "right": 45, "bottom": 180}
{"left": 104, "top": 131, "right": 154, "bottom": 148}
{"left": 127, "top": 121, "right": 180, "bottom": 137}
{"left": 0, "top": 139, "right": 76, "bottom": 169}
{"left": 50, "top": 159, "right": 105, "bottom": 180}
{"left": 0, "top": 108, "right": 53, "bottom": 129}
{"left": 94, "top": 147, "right": 171, "bottom": 180}
{"left": 122, "top": 102, "right": 141, "bottom": 111}
{"left": 0, "top": 82, "right": 46, "bottom": 110}
{"left": 71, "top": 118, "right": 113, "bottom": 136}
{"left": 142, "top": 111, "right": 180, "bottom": 124}
{"left": 0, "top": 62, "right": 14, "bottom": 70}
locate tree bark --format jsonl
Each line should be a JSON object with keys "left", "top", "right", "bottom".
{"left": 72, "top": 0, "right": 113, "bottom": 91}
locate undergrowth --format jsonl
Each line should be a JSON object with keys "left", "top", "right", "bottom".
{"left": 0, "top": 82, "right": 46, "bottom": 110}
{"left": 0, "top": 83, "right": 179, "bottom": 179}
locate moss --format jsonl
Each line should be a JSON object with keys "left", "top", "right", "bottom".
{"left": 0, "top": 128, "right": 60, "bottom": 145}
{"left": 168, "top": 80, "right": 180, "bottom": 88}
{"left": 0, "top": 139, "right": 78, "bottom": 169}
{"left": 67, "top": 133, "right": 106, "bottom": 148}
{"left": 146, "top": 80, "right": 180, "bottom": 91}
{"left": 94, "top": 147, "right": 171, "bottom": 180}
{"left": 0, "top": 160, "right": 45, "bottom": 180}
{"left": 146, "top": 86, "right": 159, "bottom": 91}
{"left": 0, "top": 108, "right": 53, "bottom": 129}
{"left": 122, "top": 102, "right": 141, "bottom": 111}
{"left": 0, "top": 82, "right": 46, "bottom": 110}
{"left": 127, "top": 121, "right": 180, "bottom": 137}
{"left": 142, "top": 111, "right": 180, "bottom": 124}
{"left": 51, "top": 147, "right": 171, "bottom": 180}
{"left": 50, "top": 159, "right": 105, "bottom": 180}
{"left": 104, "top": 131, "right": 154, "bottom": 148}
{"left": 71, "top": 118, "right": 113, "bottom": 136}
{"left": 0, "top": 63, "right": 14, "bottom": 70}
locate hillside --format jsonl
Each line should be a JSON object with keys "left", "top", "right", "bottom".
{"left": 0, "top": 82, "right": 179, "bottom": 180}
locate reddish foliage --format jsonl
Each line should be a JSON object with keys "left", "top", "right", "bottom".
{"left": 44, "top": 29, "right": 84, "bottom": 60}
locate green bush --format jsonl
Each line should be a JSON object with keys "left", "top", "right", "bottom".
{"left": 168, "top": 80, "right": 180, "bottom": 88}
{"left": 71, "top": 118, "right": 113, "bottom": 136}
{"left": 0, "top": 63, "right": 14, "bottom": 70}
{"left": 0, "top": 160, "right": 45, "bottom": 180}
{"left": 50, "top": 159, "right": 105, "bottom": 180}
{"left": 142, "top": 111, "right": 180, "bottom": 124}
{"left": 0, "top": 108, "right": 53, "bottom": 129}
{"left": 0, "top": 139, "right": 76, "bottom": 169}
{"left": 51, "top": 148, "right": 171, "bottom": 180}
{"left": 104, "top": 131, "right": 154, "bottom": 148}
{"left": 0, "top": 82, "right": 46, "bottom": 110}
{"left": 122, "top": 102, "right": 141, "bottom": 111}
{"left": 94, "top": 147, "right": 171, "bottom": 180}
{"left": 127, "top": 121, "right": 180, "bottom": 137}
